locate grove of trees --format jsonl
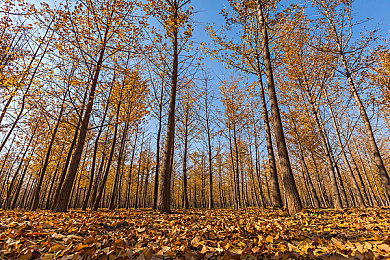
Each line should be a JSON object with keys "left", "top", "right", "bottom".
{"left": 1, "top": 0, "right": 390, "bottom": 216}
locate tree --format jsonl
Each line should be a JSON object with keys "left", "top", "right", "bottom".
{"left": 147, "top": 0, "right": 193, "bottom": 213}
{"left": 254, "top": 0, "right": 302, "bottom": 214}
{"left": 52, "top": 0, "right": 143, "bottom": 212}
{"left": 311, "top": 0, "right": 390, "bottom": 199}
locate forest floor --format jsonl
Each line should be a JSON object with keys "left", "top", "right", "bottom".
{"left": 0, "top": 208, "right": 390, "bottom": 259}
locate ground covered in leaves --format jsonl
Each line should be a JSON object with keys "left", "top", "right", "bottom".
{"left": 1, "top": 208, "right": 390, "bottom": 259}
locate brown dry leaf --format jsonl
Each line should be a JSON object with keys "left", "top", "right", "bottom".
{"left": 83, "top": 237, "right": 98, "bottom": 245}
{"left": 49, "top": 243, "right": 64, "bottom": 253}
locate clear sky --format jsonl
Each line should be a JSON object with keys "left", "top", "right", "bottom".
{"left": 354, "top": 0, "right": 390, "bottom": 35}
{"left": 189, "top": 0, "right": 390, "bottom": 79}
{"left": 192, "top": 0, "right": 390, "bottom": 34}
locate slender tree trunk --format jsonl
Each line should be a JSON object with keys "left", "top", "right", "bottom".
{"left": 92, "top": 99, "right": 121, "bottom": 211}
{"left": 333, "top": 162, "right": 349, "bottom": 207}
{"left": 249, "top": 142, "right": 261, "bottom": 207}
{"left": 324, "top": 91, "right": 365, "bottom": 207}
{"left": 256, "top": 68, "right": 282, "bottom": 208}
{"left": 126, "top": 131, "right": 138, "bottom": 209}
{"left": 206, "top": 121, "right": 214, "bottom": 209}
{"left": 45, "top": 158, "right": 61, "bottom": 210}
{"left": 182, "top": 118, "right": 189, "bottom": 209}
{"left": 308, "top": 98, "right": 343, "bottom": 209}
{"left": 11, "top": 151, "right": 35, "bottom": 209}
{"left": 232, "top": 125, "right": 241, "bottom": 208}
{"left": 253, "top": 132, "right": 266, "bottom": 207}
{"left": 32, "top": 91, "right": 67, "bottom": 210}
{"left": 291, "top": 118, "right": 320, "bottom": 208}
{"left": 82, "top": 86, "right": 112, "bottom": 210}
{"left": 19, "top": 174, "right": 33, "bottom": 209}
{"left": 153, "top": 88, "right": 164, "bottom": 210}
{"left": 143, "top": 159, "right": 150, "bottom": 208}
{"left": 203, "top": 87, "right": 214, "bottom": 209}
{"left": 5, "top": 139, "right": 33, "bottom": 209}
{"left": 0, "top": 95, "right": 13, "bottom": 128}
{"left": 358, "top": 144, "right": 387, "bottom": 206}
{"left": 90, "top": 143, "right": 107, "bottom": 208}
{"left": 109, "top": 123, "right": 128, "bottom": 210}
{"left": 227, "top": 125, "right": 238, "bottom": 208}
{"left": 0, "top": 149, "right": 19, "bottom": 208}
{"left": 135, "top": 133, "right": 145, "bottom": 209}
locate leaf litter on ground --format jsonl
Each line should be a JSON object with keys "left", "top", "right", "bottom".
{"left": 0, "top": 208, "right": 390, "bottom": 259}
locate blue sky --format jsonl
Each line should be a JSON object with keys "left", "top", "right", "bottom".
{"left": 354, "top": 0, "right": 390, "bottom": 34}
{"left": 189, "top": 0, "right": 390, "bottom": 79}
{"left": 192, "top": 0, "right": 390, "bottom": 34}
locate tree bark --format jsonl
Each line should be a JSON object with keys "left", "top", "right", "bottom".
{"left": 157, "top": 1, "right": 179, "bottom": 213}
{"left": 256, "top": 71, "right": 282, "bottom": 208}
{"left": 256, "top": 0, "right": 302, "bottom": 215}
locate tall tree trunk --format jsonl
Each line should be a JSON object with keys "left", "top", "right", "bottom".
{"left": 11, "top": 149, "right": 35, "bottom": 209}
{"left": 333, "top": 161, "right": 349, "bottom": 207}
{"left": 227, "top": 125, "right": 238, "bottom": 208}
{"left": 0, "top": 148, "right": 19, "bottom": 208}
{"left": 142, "top": 157, "right": 151, "bottom": 208}
{"left": 248, "top": 142, "right": 261, "bottom": 207}
{"left": 256, "top": 0, "right": 302, "bottom": 215}
{"left": 324, "top": 91, "right": 365, "bottom": 207}
{"left": 53, "top": 27, "right": 109, "bottom": 212}
{"left": 157, "top": 3, "right": 179, "bottom": 213}
{"left": 337, "top": 49, "right": 390, "bottom": 199}
{"left": 253, "top": 130, "right": 266, "bottom": 207}
{"left": 45, "top": 156, "right": 62, "bottom": 210}
{"left": 135, "top": 133, "right": 145, "bottom": 209}
{"left": 256, "top": 65, "right": 282, "bottom": 208}
{"left": 91, "top": 150, "right": 107, "bottom": 207}
{"left": 309, "top": 149, "right": 330, "bottom": 207}
{"left": 206, "top": 120, "right": 214, "bottom": 209}
{"left": 204, "top": 86, "right": 214, "bottom": 209}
